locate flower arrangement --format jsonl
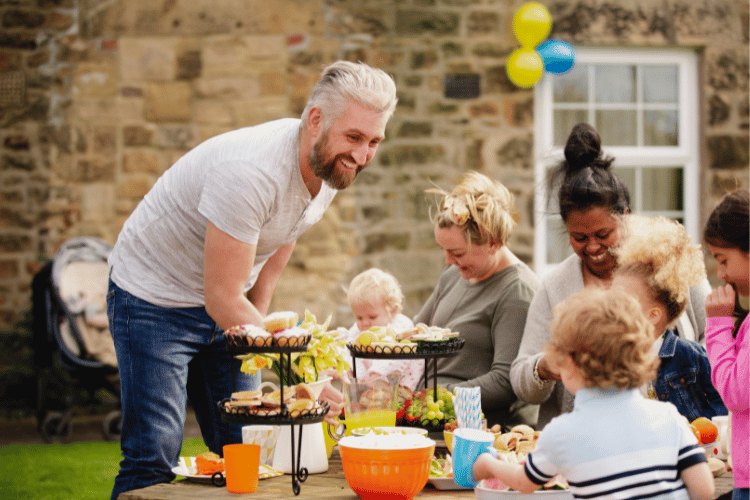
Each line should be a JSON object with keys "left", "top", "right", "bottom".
{"left": 239, "top": 310, "right": 350, "bottom": 384}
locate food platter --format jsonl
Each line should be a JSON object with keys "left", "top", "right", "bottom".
{"left": 427, "top": 477, "right": 471, "bottom": 490}
{"left": 475, "top": 480, "right": 573, "bottom": 500}
{"left": 171, "top": 457, "right": 283, "bottom": 485}
{"left": 347, "top": 337, "right": 465, "bottom": 358}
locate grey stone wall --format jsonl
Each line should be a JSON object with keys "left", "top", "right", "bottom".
{"left": 0, "top": 0, "right": 747, "bottom": 331}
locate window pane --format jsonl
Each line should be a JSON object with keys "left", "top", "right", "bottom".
{"left": 553, "top": 64, "right": 588, "bottom": 103}
{"left": 612, "top": 167, "right": 636, "bottom": 199}
{"left": 594, "top": 65, "right": 635, "bottom": 102}
{"left": 642, "top": 167, "right": 684, "bottom": 211}
{"left": 596, "top": 110, "right": 637, "bottom": 145}
{"left": 643, "top": 65, "right": 678, "bottom": 103}
{"left": 553, "top": 110, "right": 587, "bottom": 146}
{"left": 644, "top": 110, "right": 678, "bottom": 146}
{"left": 546, "top": 217, "right": 574, "bottom": 263}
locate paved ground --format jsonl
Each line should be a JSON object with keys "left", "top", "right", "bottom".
{"left": 0, "top": 409, "right": 202, "bottom": 447}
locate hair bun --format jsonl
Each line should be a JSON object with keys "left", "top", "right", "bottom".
{"left": 564, "top": 123, "right": 603, "bottom": 171}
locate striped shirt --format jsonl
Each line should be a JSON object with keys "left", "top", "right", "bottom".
{"left": 524, "top": 387, "right": 706, "bottom": 500}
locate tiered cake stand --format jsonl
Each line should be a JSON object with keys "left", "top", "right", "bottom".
{"left": 220, "top": 336, "right": 328, "bottom": 495}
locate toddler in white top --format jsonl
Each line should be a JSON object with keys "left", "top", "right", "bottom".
{"left": 344, "top": 268, "right": 423, "bottom": 391}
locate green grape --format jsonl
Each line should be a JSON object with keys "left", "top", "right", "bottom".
{"left": 426, "top": 410, "right": 436, "bottom": 419}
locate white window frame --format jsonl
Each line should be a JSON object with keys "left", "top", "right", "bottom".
{"left": 533, "top": 47, "right": 699, "bottom": 277}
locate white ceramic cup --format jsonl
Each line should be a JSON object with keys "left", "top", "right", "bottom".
{"left": 241, "top": 425, "right": 279, "bottom": 466}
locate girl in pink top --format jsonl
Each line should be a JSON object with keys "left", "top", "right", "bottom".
{"left": 703, "top": 189, "right": 749, "bottom": 500}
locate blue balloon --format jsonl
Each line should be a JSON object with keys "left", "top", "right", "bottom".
{"left": 536, "top": 39, "right": 575, "bottom": 74}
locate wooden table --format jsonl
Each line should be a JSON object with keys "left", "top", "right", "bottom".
{"left": 118, "top": 445, "right": 736, "bottom": 500}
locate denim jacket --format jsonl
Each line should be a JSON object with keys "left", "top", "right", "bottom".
{"left": 653, "top": 330, "right": 728, "bottom": 422}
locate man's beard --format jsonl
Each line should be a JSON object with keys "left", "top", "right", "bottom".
{"left": 309, "top": 132, "right": 364, "bottom": 190}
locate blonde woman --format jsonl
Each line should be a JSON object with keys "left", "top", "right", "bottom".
{"left": 414, "top": 171, "right": 540, "bottom": 429}
{"left": 611, "top": 215, "right": 728, "bottom": 421}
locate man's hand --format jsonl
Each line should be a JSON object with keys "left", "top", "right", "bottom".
{"left": 706, "top": 284, "right": 736, "bottom": 318}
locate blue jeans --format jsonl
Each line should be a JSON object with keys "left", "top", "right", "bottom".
{"left": 107, "top": 279, "right": 259, "bottom": 499}
{"left": 734, "top": 489, "right": 749, "bottom": 500}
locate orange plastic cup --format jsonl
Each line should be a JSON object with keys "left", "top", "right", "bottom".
{"left": 223, "top": 443, "right": 260, "bottom": 493}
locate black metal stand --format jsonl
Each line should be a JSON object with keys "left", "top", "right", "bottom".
{"left": 222, "top": 337, "right": 325, "bottom": 496}
{"left": 348, "top": 339, "right": 465, "bottom": 425}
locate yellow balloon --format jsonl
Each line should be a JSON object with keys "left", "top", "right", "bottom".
{"left": 506, "top": 48, "right": 544, "bottom": 88}
{"left": 512, "top": 2, "right": 552, "bottom": 48}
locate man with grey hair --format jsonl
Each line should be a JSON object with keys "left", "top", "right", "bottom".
{"left": 107, "top": 61, "right": 397, "bottom": 498}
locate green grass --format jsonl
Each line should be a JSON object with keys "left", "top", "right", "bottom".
{"left": 0, "top": 438, "right": 209, "bottom": 500}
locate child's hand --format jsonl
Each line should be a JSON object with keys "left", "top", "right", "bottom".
{"left": 473, "top": 452, "right": 496, "bottom": 482}
{"left": 705, "top": 284, "right": 736, "bottom": 318}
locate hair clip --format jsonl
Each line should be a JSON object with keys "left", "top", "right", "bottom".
{"left": 452, "top": 204, "right": 470, "bottom": 225}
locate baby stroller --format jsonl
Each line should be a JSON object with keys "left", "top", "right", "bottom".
{"left": 32, "top": 237, "right": 122, "bottom": 442}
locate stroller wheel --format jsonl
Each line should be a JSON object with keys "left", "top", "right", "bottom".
{"left": 41, "top": 412, "right": 71, "bottom": 443}
{"left": 102, "top": 410, "right": 122, "bottom": 441}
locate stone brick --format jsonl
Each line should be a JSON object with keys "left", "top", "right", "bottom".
{"left": 200, "top": 36, "right": 285, "bottom": 78}
{"left": 193, "top": 99, "right": 233, "bottom": 125}
{"left": 76, "top": 98, "right": 120, "bottom": 122}
{"left": 470, "top": 101, "right": 500, "bottom": 118}
{"left": 0, "top": 31, "right": 36, "bottom": 50}
{"left": 0, "top": 234, "right": 32, "bottom": 253}
{"left": 707, "top": 49, "right": 749, "bottom": 91}
{"left": 504, "top": 97, "right": 533, "bottom": 127}
{"left": 411, "top": 50, "right": 438, "bottom": 70}
{"left": 707, "top": 135, "right": 750, "bottom": 169}
{"left": 176, "top": 50, "right": 202, "bottom": 80}
{"left": 116, "top": 177, "right": 153, "bottom": 199}
{"left": 194, "top": 77, "right": 261, "bottom": 100}
{"left": 156, "top": 125, "right": 198, "bottom": 149}
{"left": 397, "top": 121, "right": 433, "bottom": 138}
{"left": 395, "top": 10, "right": 460, "bottom": 35}
{"left": 708, "top": 94, "right": 730, "bottom": 126}
{"left": 75, "top": 158, "right": 115, "bottom": 182}
{"left": 145, "top": 82, "right": 193, "bottom": 122}
{"left": 123, "top": 149, "right": 160, "bottom": 174}
{"left": 119, "top": 37, "right": 177, "bottom": 81}
{"left": 73, "top": 63, "right": 118, "bottom": 98}
{"left": 496, "top": 135, "right": 533, "bottom": 170}
{"left": 467, "top": 11, "right": 501, "bottom": 36}
{"left": 260, "top": 71, "right": 286, "bottom": 97}
{"left": 93, "top": 126, "right": 116, "bottom": 155}
{"left": 42, "top": 11, "right": 74, "bottom": 31}
{"left": 123, "top": 125, "right": 154, "bottom": 147}
{"left": 2, "top": 9, "right": 45, "bottom": 29}
{"left": 3, "top": 135, "right": 30, "bottom": 150}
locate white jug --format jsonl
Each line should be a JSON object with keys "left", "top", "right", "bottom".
{"left": 260, "top": 381, "right": 329, "bottom": 474}
{"left": 711, "top": 414, "right": 731, "bottom": 462}
{"left": 272, "top": 423, "right": 329, "bottom": 474}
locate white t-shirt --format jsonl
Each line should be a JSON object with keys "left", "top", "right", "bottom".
{"left": 109, "top": 118, "right": 337, "bottom": 307}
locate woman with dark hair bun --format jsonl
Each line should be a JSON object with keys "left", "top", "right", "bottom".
{"left": 510, "top": 123, "right": 710, "bottom": 429}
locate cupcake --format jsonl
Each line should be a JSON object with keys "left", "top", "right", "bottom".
{"left": 263, "top": 311, "right": 299, "bottom": 333}
{"left": 272, "top": 326, "right": 309, "bottom": 347}
{"left": 225, "top": 324, "right": 272, "bottom": 347}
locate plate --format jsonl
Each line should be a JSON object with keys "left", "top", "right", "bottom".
{"left": 475, "top": 480, "right": 573, "bottom": 500}
{"left": 171, "top": 457, "right": 283, "bottom": 483}
{"left": 427, "top": 476, "right": 471, "bottom": 490}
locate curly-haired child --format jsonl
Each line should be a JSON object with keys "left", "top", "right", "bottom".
{"left": 611, "top": 214, "right": 727, "bottom": 421}
{"left": 474, "top": 287, "right": 714, "bottom": 500}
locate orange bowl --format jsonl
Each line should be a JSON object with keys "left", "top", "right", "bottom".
{"left": 339, "top": 443, "right": 435, "bottom": 500}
